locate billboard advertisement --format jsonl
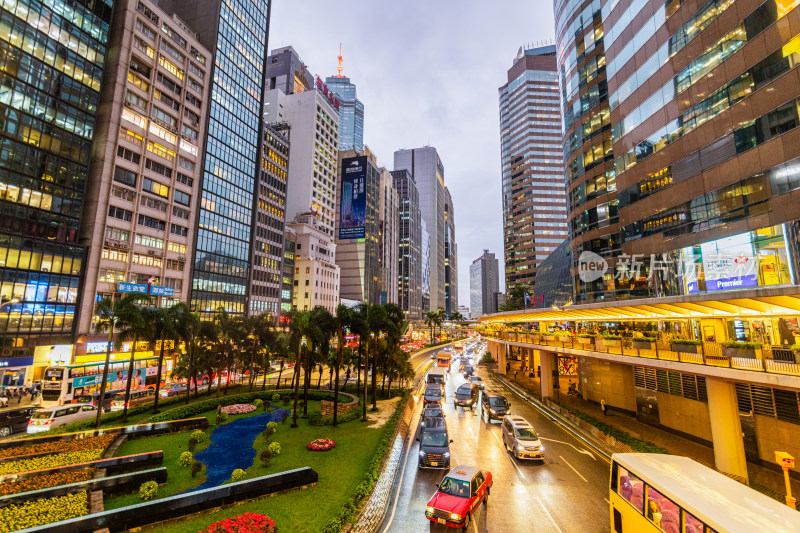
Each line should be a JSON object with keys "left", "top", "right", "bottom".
{"left": 339, "top": 156, "right": 367, "bottom": 240}
{"left": 700, "top": 233, "right": 758, "bottom": 291}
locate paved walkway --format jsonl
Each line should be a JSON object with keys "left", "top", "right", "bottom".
{"left": 504, "top": 360, "right": 800, "bottom": 499}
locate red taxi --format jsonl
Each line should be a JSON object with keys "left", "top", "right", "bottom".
{"left": 425, "top": 465, "right": 492, "bottom": 529}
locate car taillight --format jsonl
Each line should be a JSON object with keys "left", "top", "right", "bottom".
{"left": 126, "top": 402, "right": 130, "bottom": 407}
{"left": 44, "top": 420, "right": 53, "bottom": 425}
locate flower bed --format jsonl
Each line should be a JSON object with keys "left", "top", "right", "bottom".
{"left": 0, "top": 450, "right": 104, "bottom": 476}
{"left": 307, "top": 438, "right": 336, "bottom": 451}
{"left": 0, "top": 491, "right": 87, "bottom": 532}
{"left": 199, "top": 512, "right": 276, "bottom": 533}
{"left": 0, "top": 468, "right": 94, "bottom": 496}
{"left": 0, "top": 434, "right": 116, "bottom": 459}
{"left": 220, "top": 404, "right": 257, "bottom": 415}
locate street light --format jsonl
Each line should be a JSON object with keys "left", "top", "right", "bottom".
{"left": 775, "top": 451, "right": 797, "bottom": 509}
{"left": 0, "top": 299, "right": 20, "bottom": 312}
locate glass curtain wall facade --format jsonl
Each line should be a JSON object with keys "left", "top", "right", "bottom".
{"left": 0, "top": 0, "right": 114, "bottom": 345}
{"left": 555, "top": 0, "right": 617, "bottom": 302}
{"left": 165, "top": 0, "right": 271, "bottom": 318}
{"left": 444, "top": 186, "right": 458, "bottom": 316}
{"left": 391, "top": 169, "right": 422, "bottom": 319}
{"left": 469, "top": 250, "right": 499, "bottom": 318}
{"left": 325, "top": 75, "right": 363, "bottom": 151}
{"left": 499, "top": 45, "right": 568, "bottom": 292}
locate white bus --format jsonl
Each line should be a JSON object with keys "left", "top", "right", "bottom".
{"left": 610, "top": 453, "right": 800, "bottom": 533}
{"left": 41, "top": 358, "right": 163, "bottom": 404}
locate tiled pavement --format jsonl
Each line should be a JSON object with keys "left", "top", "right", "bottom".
{"left": 504, "top": 360, "right": 800, "bottom": 500}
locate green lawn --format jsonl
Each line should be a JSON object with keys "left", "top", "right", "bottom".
{"left": 133, "top": 402, "right": 386, "bottom": 533}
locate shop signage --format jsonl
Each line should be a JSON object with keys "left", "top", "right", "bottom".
{"left": 149, "top": 285, "right": 174, "bottom": 297}
{"left": 118, "top": 282, "right": 148, "bottom": 294}
{"left": 701, "top": 234, "right": 758, "bottom": 291}
{"left": 0, "top": 356, "right": 34, "bottom": 368}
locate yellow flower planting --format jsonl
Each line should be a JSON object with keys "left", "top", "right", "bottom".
{"left": 0, "top": 449, "right": 103, "bottom": 476}
{"left": 0, "top": 434, "right": 115, "bottom": 458}
{"left": 0, "top": 491, "right": 87, "bottom": 532}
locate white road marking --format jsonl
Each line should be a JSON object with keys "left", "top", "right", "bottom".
{"left": 560, "top": 455, "right": 588, "bottom": 483}
{"left": 540, "top": 437, "right": 596, "bottom": 460}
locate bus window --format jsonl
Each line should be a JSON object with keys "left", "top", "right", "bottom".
{"left": 45, "top": 368, "right": 64, "bottom": 379}
{"left": 618, "top": 466, "right": 644, "bottom": 513}
{"left": 646, "top": 486, "right": 679, "bottom": 531}
{"left": 682, "top": 510, "right": 704, "bottom": 533}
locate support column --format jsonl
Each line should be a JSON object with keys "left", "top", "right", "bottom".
{"left": 540, "top": 351, "right": 556, "bottom": 399}
{"left": 706, "top": 378, "right": 749, "bottom": 481}
{"left": 527, "top": 349, "right": 534, "bottom": 377}
{"left": 496, "top": 341, "right": 506, "bottom": 375}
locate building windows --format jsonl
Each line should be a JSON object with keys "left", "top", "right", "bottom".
{"left": 120, "top": 127, "right": 144, "bottom": 146}
{"left": 158, "top": 56, "right": 185, "bottom": 80}
{"left": 170, "top": 224, "right": 187, "bottom": 236}
{"left": 117, "top": 146, "right": 140, "bottom": 164}
{"left": 147, "top": 141, "right": 175, "bottom": 162}
{"left": 176, "top": 173, "right": 194, "bottom": 187}
{"left": 174, "top": 190, "right": 191, "bottom": 206}
{"left": 178, "top": 156, "right": 195, "bottom": 172}
{"left": 145, "top": 158, "right": 172, "bottom": 178}
{"left": 105, "top": 227, "right": 130, "bottom": 242}
{"left": 166, "top": 259, "right": 185, "bottom": 270}
{"left": 132, "top": 253, "right": 162, "bottom": 267}
{"left": 135, "top": 234, "right": 164, "bottom": 249}
{"left": 172, "top": 206, "right": 190, "bottom": 219}
{"left": 149, "top": 122, "right": 177, "bottom": 145}
{"left": 99, "top": 268, "right": 127, "bottom": 283}
{"left": 138, "top": 214, "right": 165, "bottom": 231}
{"left": 112, "top": 186, "right": 137, "bottom": 202}
{"left": 156, "top": 72, "right": 181, "bottom": 95}
{"left": 167, "top": 242, "right": 186, "bottom": 254}
{"left": 101, "top": 247, "right": 128, "bottom": 262}
{"left": 142, "top": 178, "right": 169, "bottom": 198}
{"left": 179, "top": 139, "right": 198, "bottom": 156}
{"left": 128, "top": 71, "right": 151, "bottom": 92}
{"left": 150, "top": 106, "right": 177, "bottom": 129}
{"left": 122, "top": 108, "right": 147, "bottom": 129}
{"left": 135, "top": 18, "right": 157, "bottom": 40}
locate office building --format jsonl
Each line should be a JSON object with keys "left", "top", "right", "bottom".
{"left": 394, "top": 147, "right": 447, "bottom": 312}
{"left": 159, "top": 0, "right": 271, "bottom": 318}
{"left": 458, "top": 305, "right": 471, "bottom": 320}
{"left": 378, "top": 168, "right": 400, "bottom": 306}
{"left": 444, "top": 186, "right": 458, "bottom": 316}
{"left": 532, "top": 238, "right": 572, "bottom": 308}
{"left": 265, "top": 83, "right": 340, "bottom": 238}
{"left": 280, "top": 226, "right": 296, "bottom": 321}
{"left": 325, "top": 50, "right": 364, "bottom": 151}
{"left": 335, "top": 149, "right": 380, "bottom": 304}
{"left": 391, "top": 169, "right": 422, "bottom": 319}
{"left": 289, "top": 212, "right": 339, "bottom": 313}
{"left": 469, "top": 250, "right": 500, "bottom": 318}
{"left": 265, "top": 46, "right": 314, "bottom": 95}
{"left": 498, "top": 44, "right": 567, "bottom": 292}
{"left": 420, "top": 218, "right": 431, "bottom": 313}
{"left": 249, "top": 123, "right": 290, "bottom": 320}
{"left": 0, "top": 0, "right": 114, "bottom": 378}
{"left": 78, "top": 0, "right": 211, "bottom": 344}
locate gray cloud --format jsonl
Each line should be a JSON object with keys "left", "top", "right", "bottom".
{"left": 269, "top": 1, "right": 556, "bottom": 305}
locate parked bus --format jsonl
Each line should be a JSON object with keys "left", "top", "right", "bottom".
{"left": 41, "top": 358, "right": 165, "bottom": 404}
{"left": 610, "top": 453, "right": 800, "bottom": 533}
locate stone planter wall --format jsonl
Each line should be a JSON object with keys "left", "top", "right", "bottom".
{"left": 320, "top": 392, "right": 359, "bottom": 419}
{"left": 671, "top": 343, "right": 701, "bottom": 354}
{"left": 633, "top": 341, "right": 654, "bottom": 350}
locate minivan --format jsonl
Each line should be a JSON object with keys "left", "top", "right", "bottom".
{"left": 501, "top": 415, "right": 544, "bottom": 460}
{"left": 27, "top": 404, "right": 97, "bottom": 433}
{"left": 423, "top": 384, "right": 444, "bottom": 405}
{"left": 109, "top": 389, "right": 155, "bottom": 411}
{"left": 480, "top": 390, "right": 510, "bottom": 422}
{"left": 454, "top": 383, "right": 479, "bottom": 410}
{"left": 0, "top": 407, "right": 36, "bottom": 437}
{"left": 416, "top": 418, "right": 452, "bottom": 469}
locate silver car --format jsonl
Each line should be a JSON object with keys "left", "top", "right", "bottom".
{"left": 501, "top": 415, "right": 544, "bottom": 460}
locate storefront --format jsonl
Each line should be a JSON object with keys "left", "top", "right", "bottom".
{"left": 0, "top": 356, "right": 33, "bottom": 387}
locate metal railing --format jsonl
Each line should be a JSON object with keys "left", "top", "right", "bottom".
{"left": 486, "top": 332, "right": 800, "bottom": 378}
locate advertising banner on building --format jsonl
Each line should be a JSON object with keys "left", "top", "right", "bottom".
{"left": 339, "top": 156, "right": 367, "bottom": 240}
{"left": 701, "top": 234, "right": 758, "bottom": 291}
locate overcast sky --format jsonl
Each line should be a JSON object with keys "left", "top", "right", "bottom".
{"left": 269, "top": 1, "right": 556, "bottom": 307}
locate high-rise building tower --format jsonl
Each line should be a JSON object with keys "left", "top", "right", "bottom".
{"left": 326, "top": 47, "right": 364, "bottom": 151}
{"left": 78, "top": 0, "right": 211, "bottom": 340}
{"left": 391, "top": 169, "right": 422, "bottom": 319}
{"left": 378, "top": 168, "right": 400, "bottom": 306}
{"left": 394, "top": 147, "right": 447, "bottom": 312}
{"left": 289, "top": 212, "right": 339, "bottom": 313}
{"left": 498, "top": 44, "right": 567, "bottom": 292}
{"left": 161, "top": 0, "right": 272, "bottom": 318}
{"left": 265, "top": 46, "right": 314, "bottom": 95}
{"left": 469, "top": 250, "right": 500, "bottom": 318}
{"left": 0, "top": 0, "right": 114, "bottom": 374}
{"left": 444, "top": 186, "right": 458, "bottom": 316}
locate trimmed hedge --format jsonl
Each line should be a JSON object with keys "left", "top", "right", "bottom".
{"left": 671, "top": 339, "right": 702, "bottom": 346}
{"left": 720, "top": 341, "right": 762, "bottom": 349}
{"left": 321, "top": 391, "right": 411, "bottom": 533}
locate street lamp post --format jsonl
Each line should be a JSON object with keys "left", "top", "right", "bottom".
{"left": 775, "top": 451, "right": 797, "bottom": 509}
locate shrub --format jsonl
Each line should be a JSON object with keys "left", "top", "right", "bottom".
{"left": 0, "top": 469, "right": 94, "bottom": 496}
{"left": 720, "top": 341, "right": 762, "bottom": 349}
{"left": 191, "top": 429, "right": 207, "bottom": 443}
{"left": 272, "top": 393, "right": 281, "bottom": 402}
{"left": 262, "top": 427, "right": 275, "bottom": 441}
{"left": 0, "top": 450, "right": 104, "bottom": 476}
{"left": 191, "top": 461, "right": 204, "bottom": 478}
{"left": 230, "top": 468, "right": 245, "bottom": 482}
{"left": 268, "top": 442, "right": 281, "bottom": 456}
{"left": 259, "top": 449, "right": 273, "bottom": 466}
{"left": 601, "top": 334, "right": 621, "bottom": 340}
{"left": 576, "top": 333, "right": 595, "bottom": 338}
{"left": 253, "top": 398, "right": 264, "bottom": 409}
{"left": 281, "top": 395, "right": 291, "bottom": 405}
{"left": 216, "top": 411, "right": 229, "bottom": 425}
{"left": 0, "top": 491, "right": 87, "bottom": 530}
{"left": 670, "top": 339, "right": 702, "bottom": 346}
{"left": 266, "top": 421, "right": 278, "bottom": 433}
{"left": 200, "top": 512, "right": 276, "bottom": 533}
{"left": 138, "top": 480, "right": 159, "bottom": 501}
{"left": 187, "top": 437, "right": 198, "bottom": 452}
{"left": 479, "top": 353, "right": 494, "bottom": 364}
{"left": 178, "top": 451, "right": 193, "bottom": 468}
{"left": 0, "top": 434, "right": 116, "bottom": 459}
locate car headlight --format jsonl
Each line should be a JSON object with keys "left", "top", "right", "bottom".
{"left": 443, "top": 452, "right": 450, "bottom": 459}
{"left": 489, "top": 409, "right": 497, "bottom": 415}
{"left": 427, "top": 506, "right": 434, "bottom": 514}
{"left": 450, "top": 513, "right": 460, "bottom": 520}
{"left": 419, "top": 451, "right": 427, "bottom": 458}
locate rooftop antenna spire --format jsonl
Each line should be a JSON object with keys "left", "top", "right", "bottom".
{"left": 336, "top": 43, "right": 343, "bottom": 78}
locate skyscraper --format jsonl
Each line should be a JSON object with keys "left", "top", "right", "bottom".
{"left": 265, "top": 46, "right": 314, "bottom": 95}
{"left": 391, "top": 169, "right": 422, "bottom": 319}
{"left": 326, "top": 48, "right": 364, "bottom": 151}
{"left": 469, "top": 250, "right": 500, "bottom": 318}
{"left": 444, "top": 186, "right": 458, "bottom": 316}
{"left": 162, "top": 0, "right": 272, "bottom": 318}
{"left": 498, "top": 44, "right": 567, "bottom": 292}
{"left": 378, "top": 168, "right": 400, "bottom": 306}
{"left": 394, "top": 147, "right": 447, "bottom": 312}
{"left": 78, "top": 0, "right": 211, "bottom": 344}
{"left": 0, "top": 0, "right": 114, "bottom": 374}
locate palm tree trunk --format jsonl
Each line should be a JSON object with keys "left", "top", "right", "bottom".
{"left": 317, "top": 364, "right": 323, "bottom": 389}
{"left": 362, "top": 341, "right": 369, "bottom": 422}
{"left": 261, "top": 352, "right": 268, "bottom": 391}
{"left": 333, "top": 338, "right": 342, "bottom": 427}
{"left": 123, "top": 333, "right": 138, "bottom": 420}
{"left": 291, "top": 345, "right": 302, "bottom": 428}
{"left": 302, "top": 346, "right": 311, "bottom": 418}
{"left": 276, "top": 361, "right": 284, "bottom": 390}
{"left": 185, "top": 335, "right": 194, "bottom": 405}
{"left": 371, "top": 337, "right": 378, "bottom": 410}
{"left": 356, "top": 340, "right": 362, "bottom": 392}
{"left": 95, "top": 324, "right": 115, "bottom": 428}
{"left": 152, "top": 335, "right": 166, "bottom": 413}
{"left": 328, "top": 364, "right": 333, "bottom": 390}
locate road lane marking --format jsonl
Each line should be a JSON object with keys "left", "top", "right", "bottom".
{"left": 560, "top": 455, "right": 588, "bottom": 483}
{"left": 382, "top": 403, "right": 421, "bottom": 532}
{"left": 489, "top": 427, "right": 527, "bottom": 480}
{"left": 534, "top": 493, "right": 564, "bottom": 533}
{"left": 539, "top": 437, "right": 596, "bottom": 460}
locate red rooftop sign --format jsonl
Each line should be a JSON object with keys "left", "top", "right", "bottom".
{"left": 315, "top": 76, "right": 341, "bottom": 111}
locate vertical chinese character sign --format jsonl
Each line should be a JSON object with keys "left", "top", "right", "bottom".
{"left": 339, "top": 155, "right": 367, "bottom": 239}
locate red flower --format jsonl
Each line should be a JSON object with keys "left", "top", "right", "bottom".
{"left": 307, "top": 438, "right": 336, "bottom": 451}
{"left": 199, "top": 512, "right": 276, "bottom": 533}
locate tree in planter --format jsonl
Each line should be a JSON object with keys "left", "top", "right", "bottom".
{"left": 329, "top": 304, "right": 353, "bottom": 427}
{"left": 288, "top": 309, "right": 313, "bottom": 428}
{"left": 115, "top": 295, "right": 151, "bottom": 422}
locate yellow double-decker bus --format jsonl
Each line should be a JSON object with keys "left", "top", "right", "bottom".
{"left": 610, "top": 453, "right": 800, "bottom": 533}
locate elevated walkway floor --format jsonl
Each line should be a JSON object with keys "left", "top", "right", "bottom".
{"left": 503, "top": 360, "right": 800, "bottom": 501}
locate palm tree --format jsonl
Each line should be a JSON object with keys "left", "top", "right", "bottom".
{"left": 93, "top": 294, "right": 142, "bottom": 428}
{"left": 211, "top": 307, "right": 245, "bottom": 396}
{"left": 450, "top": 310, "right": 465, "bottom": 322}
{"left": 239, "top": 314, "right": 273, "bottom": 391}
{"left": 142, "top": 305, "right": 176, "bottom": 413}
{"left": 425, "top": 311, "right": 439, "bottom": 344}
{"left": 271, "top": 332, "right": 290, "bottom": 390}
{"left": 173, "top": 306, "right": 200, "bottom": 404}
{"left": 329, "top": 304, "right": 351, "bottom": 427}
{"left": 288, "top": 309, "right": 312, "bottom": 428}
{"left": 116, "top": 296, "right": 152, "bottom": 420}
{"left": 354, "top": 304, "right": 390, "bottom": 413}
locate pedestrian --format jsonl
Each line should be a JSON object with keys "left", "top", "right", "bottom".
{"left": 506, "top": 362, "right": 510, "bottom": 372}
{"left": 601, "top": 398, "right": 607, "bottom": 416}
{"left": 514, "top": 370, "right": 518, "bottom": 381}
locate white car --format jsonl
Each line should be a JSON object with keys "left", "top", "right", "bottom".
{"left": 27, "top": 403, "right": 98, "bottom": 434}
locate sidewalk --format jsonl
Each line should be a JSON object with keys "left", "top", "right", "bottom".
{"left": 504, "top": 360, "right": 800, "bottom": 500}
{"left": 0, "top": 394, "right": 38, "bottom": 411}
